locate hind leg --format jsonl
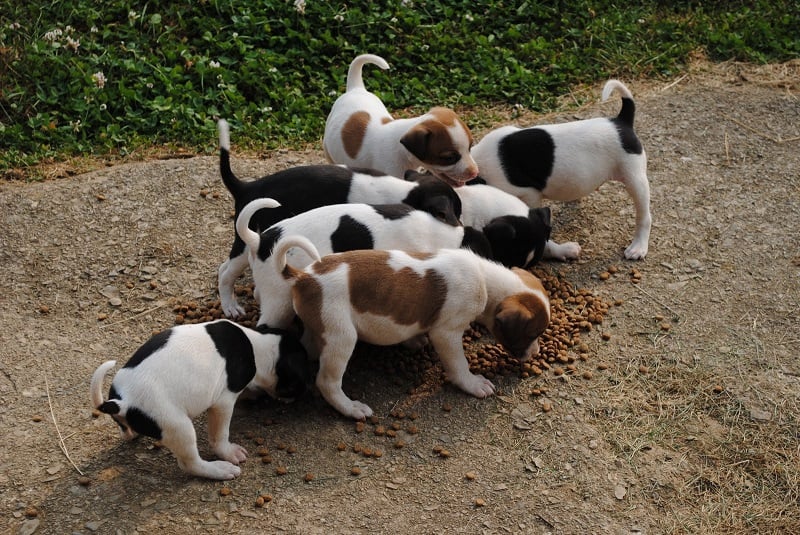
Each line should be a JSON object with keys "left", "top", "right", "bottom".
{"left": 161, "top": 416, "right": 241, "bottom": 480}
{"left": 315, "top": 329, "right": 373, "bottom": 420}
{"left": 218, "top": 248, "right": 250, "bottom": 318}
{"left": 622, "top": 161, "right": 651, "bottom": 259}
{"left": 207, "top": 398, "right": 247, "bottom": 465}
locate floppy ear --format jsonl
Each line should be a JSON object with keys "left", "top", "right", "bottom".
{"left": 484, "top": 219, "right": 516, "bottom": 243}
{"left": 400, "top": 124, "right": 431, "bottom": 160}
{"left": 99, "top": 400, "right": 121, "bottom": 414}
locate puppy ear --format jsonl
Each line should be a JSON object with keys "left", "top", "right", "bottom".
{"left": 99, "top": 400, "right": 121, "bottom": 415}
{"left": 484, "top": 219, "right": 516, "bottom": 242}
{"left": 400, "top": 124, "right": 431, "bottom": 160}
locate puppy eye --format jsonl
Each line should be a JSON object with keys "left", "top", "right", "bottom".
{"left": 438, "top": 152, "right": 460, "bottom": 165}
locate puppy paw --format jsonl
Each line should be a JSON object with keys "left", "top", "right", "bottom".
{"left": 345, "top": 400, "right": 374, "bottom": 421}
{"left": 216, "top": 442, "right": 248, "bottom": 465}
{"left": 544, "top": 240, "right": 581, "bottom": 261}
{"left": 456, "top": 374, "right": 495, "bottom": 399}
{"left": 624, "top": 242, "right": 648, "bottom": 260}
{"left": 221, "top": 300, "right": 245, "bottom": 318}
{"left": 190, "top": 460, "right": 242, "bottom": 480}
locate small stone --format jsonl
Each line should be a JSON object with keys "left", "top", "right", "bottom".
{"left": 614, "top": 484, "right": 627, "bottom": 500}
{"left": 474, "top": 498, "right": 486, "bottom": 507}
{"left": 465, "top": 471, "right": 477, "bottom": 481}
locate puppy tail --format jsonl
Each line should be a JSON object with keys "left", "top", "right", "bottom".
{"left": 601, "top": 80, "right": 636, "bottom": 127}
{"left": 90, "top": 360, "right": 118, "bottom": 410}
{"left": 236, "top": 198, "right": 282, "bottom": 253}
{"left": 273, "top": 235, "right": 322, "bottom": 280}
{"left": 218, "top": 119, "right": 244, "bottom": 197}
{"left": 346, "top": 54, "right": 390, "bottom": 92}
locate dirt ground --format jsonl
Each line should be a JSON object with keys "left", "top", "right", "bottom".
{"left": 2, "top": 61, "right": 799, "bottom": 535}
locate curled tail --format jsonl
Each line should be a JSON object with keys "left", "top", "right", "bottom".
{"left": 273, "top": 235, "right": 322, "bottom": 280}
{"left": 218, "top": 119, "right": 245, "bottom": 198}
{"left": 90, "top": 360, "right": 121, "bottom": 414}
{"left": 346, "top": 54, "right": 390, "bottom": 92}
{"left": 601, "top": 80, "right": 636, "bottom": 127}
{"left": 235, "top": 198, "right": 282, "bottom": 253}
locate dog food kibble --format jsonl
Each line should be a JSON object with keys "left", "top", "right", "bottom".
{"left": 598, "top": 271, "right": 610, "bottom": 281}
{"left": 474, "top": 498, "right": 487, "bottom": 507}
{"left": 712, "top": 385, "right": 724, "bottom": 393}
{"left": 660, "top": 322, "right": 672, "bottom": 331}
{"left": 286, "top": 445, "right": 297, "bottom": 454}
{"left": 597, "top": 363, "right": 609, "bottom": 370}
{"left": 275, "top": 466, "right": 288, "bottom": 476}
{"left": 303, "top": 473, "right": 314, "bottom": 482}
{"left": 362, "top": 447, "right": 373, "bottom": 457}
{"left": 582, "top": 371, "right": 594, "bottom": 380}
{"left": 639, "top": 365, "right": 650, "bottom": 374}
{"left": 261, "top": 456, "right": 273, "bottom": 464}
{"left": 336, "top": 442, "right": 347, "bottom": 452}
{"left": 24, "top": 506, "right": 38, "bottom": 518}
{"left": 256, "top": 446, "right": 269, "bottom": 456}
{"left": 368, "top": 415, "right": 380, "bottom": 425}
{"left": 386, "top": 429, "right": 397, "bottom": 438}
{"left": 394, "top": 440, "right": 406, "bottom": 449}
{"left": 255, "top": 496, "right": 265, "bottom": 507}
{"left": 31, "top": 415, "right": 43, "bottom": 422}
{"left": 438, "top": 449, "right": 451, "bottom": 459}
{"left": 219, "top": 487, "right": 232, "bottom": 496}
{"left": 78, "top": 476, "right": 91, "bottom": 486}
{"left": 372, "top": 449, "right": 384, "bottom": 458}
{"left": 276, "top": 442, "right": 286, "bottom": 450}
{"left": 465, "top": 471, "right": 477, "bottom": 481}
{"left": 408, "top": 412, "right": 419, "bottom": 420}
{"left": 542, "top": 400, "right": 553, "bottom": 412}
{"left": 601, "top": 332, "right": 611, "bottom": 341}
{"left": 353, "top": 443, "right": 363, "bottom": 453}
{"left": 355, "top": 421, "right": 365, "bottom": 433}
{"left": 351, "top": 467, "right": 362, "bottom": 476}
{"left": 442, "top": 402, "right": 452, "bottom": 412}
{"left": 374, "top": 425, "right": 386, "bottom": 436}
{"left": 406, "top": 425, "right": 419, "bottom": 435}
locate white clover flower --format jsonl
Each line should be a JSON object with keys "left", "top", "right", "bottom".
{"left": 71, "top": 119, "right": 81, "bottom": 132}
{"left": 65, "top": 25, "right": 74, "bottom": 33}
{"left": 294, "top": 0, "right": 306, "bottom": 15}
{"left": 44, "top": 28, "right": 63, "bottom": 42}
{"left": 92, "top": 71, "right": 107, "bottom": 89}
{"left": 66, "top": 36, "right": 80, "bottom": 51}
{"left": 465, "top": 14, "right": 474, "bottom": 22}
{"left": 91, "top": 26, "right": 98, "bottom": 33}
{"left": 146, "top": 82, "right": 153, "bottom": 89}
{"left": 210, "top": 60, "right": 220, "bottom": 68}
{"left": 8, "top": 22, "right": 21, "bottom": 30}
{"left": 232, "top": 32, "right": 239, "bottom": 38}
{"left": 401, "top": 0, "right": 414, "bottom": 7}
{"left": 100, "top": 103, "right": 107, "bottom": 111}
{"left": 128, "top": 10, "right": 140, "bottom": 22}
{"left": 269, "top": 67, "right": 278, "bottom": 73}
{"left": 333, "top": 13, "right": 344, "bottom": 22}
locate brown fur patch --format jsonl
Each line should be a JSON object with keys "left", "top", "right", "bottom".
{"left": 292, "top": 275, "right": 326, "bottom": 354}
{"left": 512, "top": 268, "right": 547, "bottom": 296}
{"left": 381, "top": 116, "right": 393, "bottom": 125}
{"left": 492, "top": 292, "right": 550, "bottom": 358}
{"left": 342, "top": 111, "right": 370, "bottom": 159}
{"left": 348, "top": 255, "right": 447, "bottom": 329}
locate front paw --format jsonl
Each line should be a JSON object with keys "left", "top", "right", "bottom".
{"left": 343, "top": 400, "right": 374, "bottom": 421}
{"left": 545, "top": 240, "right": 581, "bottom": 261}
{"left": 216, "top": 442, "right": 248, "bottom": 465}
{"left": 221, "top": 299, "right": 245, "bottom": 318}
{"left": 455, "top": 374, "right": 495, "bottom": 399}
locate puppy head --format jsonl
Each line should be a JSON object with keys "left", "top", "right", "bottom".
{"left": 255, "top": 325, "right": 310, "bottom": 402}
{"left": 399, "top": 107, "right": 479, "bottom": 187}
{"left": 491, "top": 270, "right": 550, "bottom": 361}
{"left": 402, "top": 171, "right": 462, "bottom": 226}
{"left": 483, "top": 207, "right": 552, "bottom": 268}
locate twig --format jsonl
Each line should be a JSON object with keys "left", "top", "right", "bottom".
{"left": 661, "top": 73, "right": 689, "bottom": 92}
{"left": 45, "top": 373, "right": 84, "bottom": 476}
{"left": 99, "top": 302, "right": 169, "bottom": 329}
{"left": 724, "top": 130, "right": 731, "bottom": 166}
{"left": 632, "top": 283, "right": 681, "bottom": 319}
{"left": 725, "top": 115, "right": 800, "bottom": 144}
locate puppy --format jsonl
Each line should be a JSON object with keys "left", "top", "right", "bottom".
{"left": 217, "top": 119, "right": 462, "bottom": 318}
{"left": 323, "top": 54, "right": 479, "bottom": 187}
{"left": 90, "top": 320, "right": 308, "bottom": 480}
{"left": 275, "top": 235, "right": 550, "bottom": 420}
{"left": 471, "top": 80, "right": 650, "bottom": 259}
{"left": 236, "top": 198, "right": 491, "bottom": 329}
{"left": 455, "top": 182, "right": 582, "bottom": 265}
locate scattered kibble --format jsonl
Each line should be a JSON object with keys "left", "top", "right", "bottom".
{"left": 465, "top": 471, "right": 477, "bottom": 481}
{"left": 219, "top": 487, "right": 232, "bottom": 496}
{"left": 351, "top": 467, "right": 362, "bottom": 476}
{"left": 336, "top": 442, "right": 347, "bottom": 452}
{"left": 303, "top": 473, "right": 314, "bottom": 482}
{"left": 474, "top": 498, "right": 486, "bottom": 507}
{"left": 275, "top": 466, "right": 288, "bottom": 476}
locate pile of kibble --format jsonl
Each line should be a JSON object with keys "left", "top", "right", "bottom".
{"left": 172, "top": 267, "right": 618, "bottom": 385}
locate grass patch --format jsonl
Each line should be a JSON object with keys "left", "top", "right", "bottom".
{"left": 1, "top": 0, "right": 798, "bottom": 177}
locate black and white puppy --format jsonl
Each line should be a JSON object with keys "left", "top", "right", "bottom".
{"left": 454, "top": 182, "right": 582, "bottom": 266}
{"left": 90, "top": 320, "right": 308, "bottom": 480}
{"left": 236, "top": 198, "right": 491, "bottom": 329}
{"left": 217, "top": 119, "right": 462, "bottom": 318}
{"left": 471, "top": 80, "right": 650, "bottom": 259}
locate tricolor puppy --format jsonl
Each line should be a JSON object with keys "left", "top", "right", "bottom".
{"left": 471, "top": 80, "right": 651, "bottom": 259}
{"left": 455, "top": 181, "right": 582, "bottom": 267}
{"left": 237, "top": 198, "right": 491, "bottom": 329}
{"left": 275, "top": 235, "right": 550, "bottom": 420}
{"left": 90, "top": 320, "right": 308, "bottom": 480}
{"left": 322, "top": 54, "right": 479, "bottom": 187}
{"left": 217, "top": 119, "right": 462, "bottom": 318}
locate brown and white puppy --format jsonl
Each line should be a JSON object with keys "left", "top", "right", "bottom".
{"left": 275, "top": 235, "right": 550, "bottom": 420}
{"left": 471, "top": 80, "right": 650, "bottom": 259}
{"left": 323, "top": 54, "right": 479, "bottom": 187}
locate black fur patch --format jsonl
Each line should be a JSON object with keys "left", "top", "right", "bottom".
{"left": 610, "top": 119, "right": 642, "bottom": 155}
{"left": 275, "top": 333, "right": 309, "bottom": 400}
{"left": 123, "top": 329, "right": 172, "bottom": 369}
{"left": 205, "top": 321, "right": 257, "bottom": 393}
{"left": 371, "top": 204, "right": 414, "bottom": 220}
{"left": 330, "top": 215, "right": 374, "bottom": 252}
{"left": 497, "top": 128, "right": 555, "bottom": 191}
{"left": 484, "top": 206, "right": 551, "bottom": 268}
{"left": 257, "top": 226, "right": 283, "bottom": 262}
{"left": 461, "top": 227, "right": 493, "bottom": 260}
{"left": 126, "top": 406, "right": 162, "bottom": 440}
{"left": 401, "top": 174, "right": 462, "bottom": 226}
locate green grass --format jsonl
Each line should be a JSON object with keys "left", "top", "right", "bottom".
{"left": 0, "top": 0, "right": 797, "bottom": 175}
